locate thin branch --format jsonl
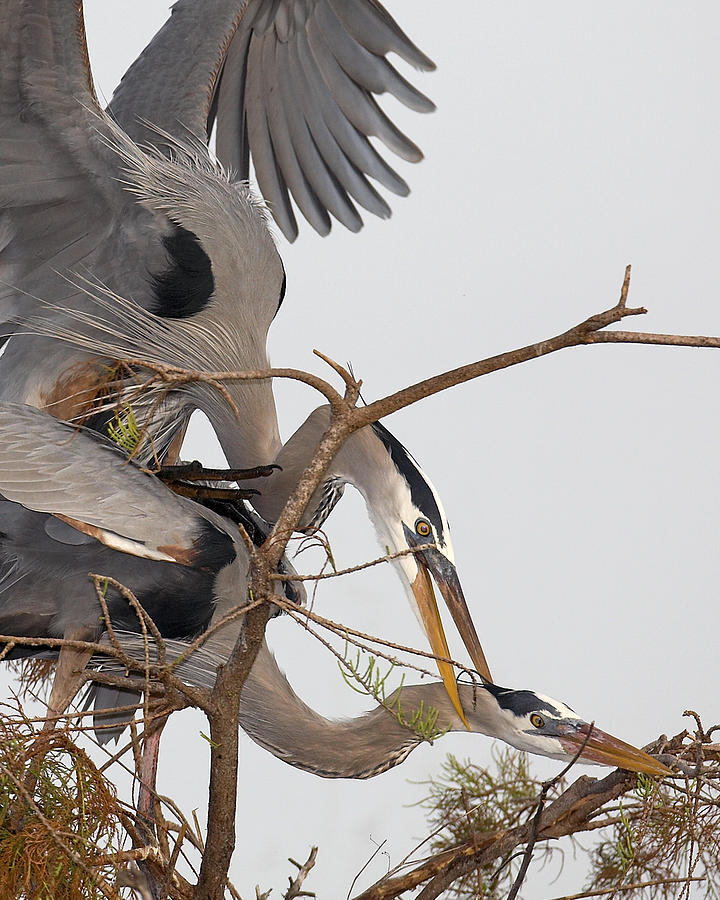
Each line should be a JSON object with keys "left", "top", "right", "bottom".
{"left": 586, "top": 331, "right": 720, "bottom": 348}
{"left": 347, "top": 841, "right": 389, "bottom": 900}
{"left": 505, "top": 724, "right": 596, "bottom": 900}
{"left": 271, "top": 595, "right": 477, "bottom": 681}
{"left": 546, "top": 875, "right": 706, "bottom": 900}
{"left": 128, "top": 359, "right": 345, "bottom": 413}
{"left": 352, "top": 269, "right": 646, "bottom": 428}
{"left": 284, "top": 846, "right": 318, "bottom": 899}
{"left": 194, "top": 582, "right": 274, "bottom": 900}
{"left": 269, "top": 543, "right": 438, "bottom": 581}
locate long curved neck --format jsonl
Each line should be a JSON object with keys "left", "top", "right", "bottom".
{"left": 239, "top": 642, "right": 466, "bottom": 779}
{"left": 105, "top": 634, "right": 472, "bottom": 778}
{"left": 247, "top": 405, "right": 388, "bottom": 528}
{"left": 204, "top": 376, "right": 282, "bottom": 470}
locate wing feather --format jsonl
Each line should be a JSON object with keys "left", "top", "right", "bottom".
{"left": 293, "top": 28, "right": 408, "bottom": 197}
{"left": 275, "top": 31, "right": 364, "bottom": 231}
{"left": 328, "top": 0, "right": 435, "bottom": 69}
{"left": 0, "top": 1, "right": 179, "bottom": 388}
{"left": 283, "top": 36, "right": 390, "bottom": 218}
{"left": 245, "top": 29, "right": 299, "bottom": 239}
{"left": 110, "top": 0, "right": 434, "bottom": 239}
{"left": 262, "top": 32, "right": 340, "bottom": 233}
{"left": 315, "top": 1, "right": 433, "bottom": 113}
{"left": 306, "top": 12, "right": 422, "bottom": 163}
{"left": 0, "top": 403, "right": 225, "bottom": 565}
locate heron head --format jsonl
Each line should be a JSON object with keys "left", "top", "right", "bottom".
{"left": 356, "top": 421, "right": 491, "bottom": 727}
{"left": 471, "top": 684, "right": 670, "bottom": 776}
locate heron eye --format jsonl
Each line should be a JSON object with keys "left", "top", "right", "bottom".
{"left": 415, "top": 519, "right": 432, "bottom": 537}
{"left": 530, "top": 714, "right": 545, "bottom": 729}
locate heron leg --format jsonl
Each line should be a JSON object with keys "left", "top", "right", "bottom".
{"left": 16, "top": 627, "right": 94, "bottom": 824}
{"left": 137, "top": 716, "right": 167, "bottom": 837}
{"left": 134, "top": 715, "right": 173, "bottom": 900}
{"left": 42, "top": 625, "right": 95, "bottom": 732}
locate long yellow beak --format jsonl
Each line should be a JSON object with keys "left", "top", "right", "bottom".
{"left": 412, "top": 565, "right": 470, "bottom": 728}
{"left": 424, "top": 549, "right": 492, "bottom": 684}
{"left": 558, "top": 724, "right": 671, "bottom": 777}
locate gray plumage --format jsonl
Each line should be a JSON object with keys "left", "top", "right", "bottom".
{"left": 0, "top": 1, "right": 491, "bottom": 702}
{"left": 108, "top": 0, "right": 435, "bottom": 240}
{"left": 0, "top": 403, "right": 670, "bottom": 781}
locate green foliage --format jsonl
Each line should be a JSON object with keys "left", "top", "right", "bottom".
{"left": 339, "top": 646, "right": 448, "bottom": 743}
{"left": 417, "top": 748, "right": 564, "bottom": 898}
{"left": 615, "top": 799, "right": 636, "bottom": 873}
{"left": 0, "top": 717, "right": 124, "bottom": 899}
{"left": 420, "top": 747, "right": 720, "bottom": 900}
{"left": 106, "top": 404, "right": 141, "bottom": 455}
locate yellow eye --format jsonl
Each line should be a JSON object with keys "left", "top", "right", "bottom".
{"left": 415, "top": 520, "right": 431, "bottom": 537}
{"left": 530, "top": 714, "right": 545, "bottom": 729}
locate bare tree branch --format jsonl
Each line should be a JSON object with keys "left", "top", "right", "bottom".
{"left": 284, "top": 846, "right": 318, "bottom": 899}
{"left": 546, "top": 876, "right": 705, "bottom": 900}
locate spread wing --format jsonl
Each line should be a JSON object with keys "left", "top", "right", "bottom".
{"left": 107, "top": 0, "right": 436, "bottom": 241}
{"left": 0, "top": 403, "right": 234, "bottom": 568}
{"left": 0, "top": 0, "right": 168, "bottom": 330}
{"left": 0, "top": 0, "right": 282, "bottom": 457}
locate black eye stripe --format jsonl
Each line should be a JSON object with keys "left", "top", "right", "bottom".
{"left": 370, "top": 421, "right": 445, "bottom": 542}
{"left": 484, "top": 684, "right": 559, "bottom": 718}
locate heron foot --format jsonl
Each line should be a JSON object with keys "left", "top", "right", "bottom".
{"left": 155, "top": 461, "right": 280, "bottom": 482}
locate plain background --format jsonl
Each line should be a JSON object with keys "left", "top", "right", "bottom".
{"left": 5, "top": 3, "right": 720, "bottom": 897}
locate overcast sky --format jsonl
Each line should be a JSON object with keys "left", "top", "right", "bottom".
{"left": 9, "top": 3, "right": 720, "bottom": 897}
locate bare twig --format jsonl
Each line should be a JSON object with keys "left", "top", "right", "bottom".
{"left": 284, "top": 846, "right": 318, "bottom": 899}
{"left": 505, "top": 724, "right": 596, "bottom": 900}
{"left": 269, "top": 543, "right": 437, "bottom": 581}
{"left": 546, "top": 875, "right": 705, "bottom": 900}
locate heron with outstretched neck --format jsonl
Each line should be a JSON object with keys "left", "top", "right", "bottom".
{"left": 0, "top": 403, "right": 670, "bottom": 784}
{"left": 0, "top": 0, "right": 491, "bottom": 716}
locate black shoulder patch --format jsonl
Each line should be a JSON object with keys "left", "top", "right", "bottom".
{"left": 199, "top": 499, "right": 302, "bottom": 608}
{"left": 371, "top": 421, "right": 445, "bottom": 542}
{"left": 484, "top": 683, "right": 559, "bottom": 718}
{"left": 151, "top": 225, "right": 215, "bottom": 318}
{"left": 191, "top": 520, "right": 237, "bottom": 572}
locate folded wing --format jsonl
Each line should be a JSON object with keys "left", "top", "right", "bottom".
{"left": 0, "top": 403, "right": 234, "bottom": 568}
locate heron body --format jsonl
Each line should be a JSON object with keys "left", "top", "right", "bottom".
{"left": 0, "top": 0, "right": 492, "bottom": 711}
{"left": 0, "top": 403, "right": 271, "bottom": 652}
{"left": 0, "top": 403, "right": 669, "bottom": 780}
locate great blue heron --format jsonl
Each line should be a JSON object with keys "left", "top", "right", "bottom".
{"left": 0, "top": 0, "right": 489, "bottom": 716}
{"left": 0, "top": 403, "right": 669, "bottom": 781}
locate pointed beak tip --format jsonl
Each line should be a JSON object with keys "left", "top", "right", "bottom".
{"left": 641, "top": 757, "right": 672, "bottom": 778}
{"left": 415, "top": 552, "right": 492, "bottom": 686}
{"left": 564, "top": 726, "right": 673, "bottom": 778}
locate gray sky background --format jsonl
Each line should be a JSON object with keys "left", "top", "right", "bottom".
{"left": 7, "top": 3, "right": 720, "bottom": 897}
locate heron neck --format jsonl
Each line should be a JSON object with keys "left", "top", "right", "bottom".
{"left": 238, "top": 641, "right": 464, "bottom": 779}
{"left": 105, "top": 635, "right": 471, "bottom": 778}
{"left": 202, "top": 378, "right": 283, "bottom": 470}
{"left": 246, "top": 406, "right": 388, "bottom": 528}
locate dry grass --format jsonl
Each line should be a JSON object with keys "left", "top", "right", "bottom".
{"left": 0, "top": 715, "right": 124, "bottom": 900}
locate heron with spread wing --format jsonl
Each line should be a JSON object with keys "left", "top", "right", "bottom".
{"left": 0, "top": 0, "right": 490, "bottom": 717}
{"left": 0, "top": 403, "right": 669, "bottom": 783}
